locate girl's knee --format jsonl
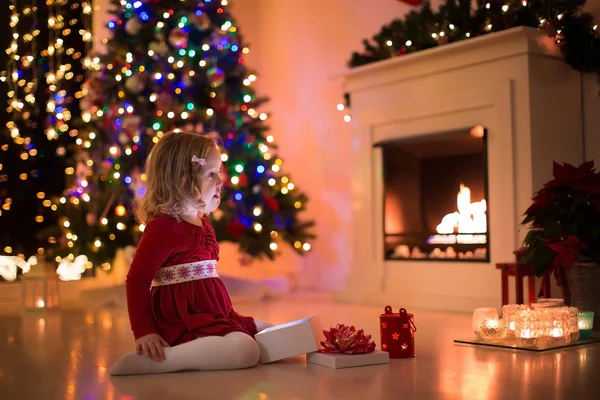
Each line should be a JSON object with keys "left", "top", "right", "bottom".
{"left": 227, "top": 332, "right": 260, "bottom": 368}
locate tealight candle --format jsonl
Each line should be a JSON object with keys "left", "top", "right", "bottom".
{"left": 501, "top": 304, "right": 527, "bottom": 338}
{"left": 514, "top": 310, "right": 543, "bottom": 347}
{"left": 578, "top": 311, "right": 595, "bottom": 340}
{"left": 479, "top": 318, "right": 507, "bottom": 343}
{"left": 551, "top": 327, "right": 563, "bottom": 337}
{"left": 472, "top": 308, "right": 499, "bottom": 339}
{"left": 540, "top": 307, "right": 571, "bottom": 346}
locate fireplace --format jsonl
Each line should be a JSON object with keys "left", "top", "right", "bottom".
{"left": 335, "top": 27, "right": 585, "bottom": 312}
{"left": 381, "top": 126, "right": 489, "bottom": 262}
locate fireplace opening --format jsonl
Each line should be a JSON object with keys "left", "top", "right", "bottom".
{"left": 379, "top": 126, "right": 490, "bottom": 262}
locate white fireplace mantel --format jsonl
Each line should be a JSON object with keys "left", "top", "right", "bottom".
{"left": 335, "top": 27, "right": 584, "bottom": 312}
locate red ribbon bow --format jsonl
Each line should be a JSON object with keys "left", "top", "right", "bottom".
{"left": 318, "top": 324, "right": 376, "bottom": 354}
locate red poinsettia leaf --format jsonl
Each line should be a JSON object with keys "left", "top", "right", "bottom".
{"left": 548, "top": 161, "right": 594, "bottom": 188}
{"left": 533, "top": 189, "right": 557, "bottom": 209}
{"left": 564, "top": 162, "right": 579, "bottom": 177}
{"left": 546, "top": 242, "right": 565, "bottom": 252}
{"left": 553, "top": 161, "right": 569, "bottom": 181}
{"left": 591, "top": 198, "right": 600, "bottom": 211}
{"left": 523, "top": 202, "right": 538, "bottom": 217}
{"left": 573, "top": 178, "right": 599, "bottom": 193}
{"left": 579, "top": 160, "right": 595, "bottom": 173}
{"left": 561, "top": 249, "right": 576, "bottom": 270}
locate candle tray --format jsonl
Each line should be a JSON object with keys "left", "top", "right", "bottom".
{"left": 453, "top": 336, "right": 600, "bottom": 352}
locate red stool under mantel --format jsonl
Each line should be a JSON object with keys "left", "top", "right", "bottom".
{"left": 495, "top": 263, "right": 550, "bottom": 306}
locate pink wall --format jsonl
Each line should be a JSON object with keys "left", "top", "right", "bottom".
{"left": 229, "top": 0, "right": 445, "bottom": 290}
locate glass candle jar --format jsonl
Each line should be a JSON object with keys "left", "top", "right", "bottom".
{"left": 541, "top": 308, "right": 571, "bottom": 346}
{"left": 514, "top": 310, "right": 544, "bottom": 348}
{"left": 501, "top": 304, "right": 527, "bottom": 338}
{"left": 479, "top": 318, "right": 507, "bottom": 343}
{"left": 568, "top": 307, "right": 580, "bottom": 342}
{"left": 578, "top": 311, "right": 595, "bottom": 340}
{"left": 473, "top": 308, "right": 499, "bottom": 339}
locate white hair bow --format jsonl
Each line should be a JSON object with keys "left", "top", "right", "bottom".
{"left": 191, "top": 155, "right": 206, "bottom": 166}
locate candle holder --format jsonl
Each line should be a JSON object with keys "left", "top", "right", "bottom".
{"left": 514, "top": 310, "right": 544, "bottom": 348}
{"left": 568, "top": 307, "right": 580, "bottom": 342}
{"left": 479, "top": 318, "right": 507, "bottom": 343}
{"left": 501, "top": 304, "right": 527, "bottom": 338}
{"left": 472, "top": 308, "right": 498, "bottom": 339}
{"left": 540, "top": 308, "right": 571, "bottom": 346}
{"left": 457, "top": 306, "right": 600, "bottom": 351}
{"left": 578, "top": 312, "right": 595, "bottom": 340}
{"left": 380, "top": 306, "right": 417, "bottom": 358}
{"left": 21, "top": 262, "right": 60, "bottom": 313}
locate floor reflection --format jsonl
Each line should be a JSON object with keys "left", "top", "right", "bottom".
{"left": 0, "top": 298, "right": 598, "bottom": 399}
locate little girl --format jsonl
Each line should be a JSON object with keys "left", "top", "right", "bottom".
{"left": 109, "top": 131, "right": 271, "bottom": 375}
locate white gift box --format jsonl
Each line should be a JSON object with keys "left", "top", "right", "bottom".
{"left": 255, "top": 316, "right": 323, "bottom": 363}
{"left": 307, "top": 350, "right": 390, "bottom": 369}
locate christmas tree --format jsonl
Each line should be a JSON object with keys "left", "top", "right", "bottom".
{"left": 45, "top": 0, "right": 315, "bottom": 270}
{"left": 1, "top": 1, "right": 91, "bottom": 281}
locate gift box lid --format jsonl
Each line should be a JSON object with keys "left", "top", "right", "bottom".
{"left": 255, "top": 316, "right": 322, "bottom": 364}
{"left": 307, "top": 350, "right": 389, "bottom": 369}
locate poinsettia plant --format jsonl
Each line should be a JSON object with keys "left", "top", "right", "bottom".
{"left": 520, "top": 161, "right": 600, "bottom": 301}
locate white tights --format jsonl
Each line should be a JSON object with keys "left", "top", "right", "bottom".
{"left": 109, "top": 331, "right": 260, "bottom": 376}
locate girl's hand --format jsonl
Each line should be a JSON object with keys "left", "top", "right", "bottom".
{"left": 135, "top": 333, "right": 170, "bottom": 362}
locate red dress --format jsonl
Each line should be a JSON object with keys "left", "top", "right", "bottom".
{"left": 125, "top": 215, "right": 257, "bottom": 346}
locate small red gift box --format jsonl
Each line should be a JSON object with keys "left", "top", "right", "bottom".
{"left": 380, "top": 305, "right": 417, "bottom": 358}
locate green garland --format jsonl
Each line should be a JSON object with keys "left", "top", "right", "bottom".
{"left": 348, "top": 0, "right": 598, "bottom": 82}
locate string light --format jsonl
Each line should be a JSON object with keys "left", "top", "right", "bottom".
{"left": 0, "top": 255, "right": 37, "bottom": 281}
{"left": 46, "top": 0, "right": 69, "bottom": 141}
{"left": 39, "top": 0, "right": 95, "bottom": 276}
{"left": 5, "top": 2, "right": 40, "bottom": 145}
{"left": 338, "top": 0, "right": 596, "bottom": 133}
{"left": 2, "top": 0, "right": 42, "bottom": 253}
{"left": 43, "top": 0, "right": 312, "bottom": 269}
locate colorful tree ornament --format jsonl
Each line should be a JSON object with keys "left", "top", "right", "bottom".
{"left": 48, "top": 0, "right": 315, "bottom": 268}
{"left": 168, "top": 27, "right": 189, "bottom": 47}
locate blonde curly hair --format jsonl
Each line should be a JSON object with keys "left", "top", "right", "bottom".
{"left": 135, "top": 131, "right": 221, "bottom": 224}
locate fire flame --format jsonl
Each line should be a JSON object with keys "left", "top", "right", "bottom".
{"left": 436, "top": 184, "right": 487, "bottom": 234}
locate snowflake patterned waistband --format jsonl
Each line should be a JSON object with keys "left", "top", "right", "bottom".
{"left": 150, "top": 260, "right": 218, "bottom": 287}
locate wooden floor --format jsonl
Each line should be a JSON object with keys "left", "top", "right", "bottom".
{"left": 0, "top": 295, "right": 598, "bottom": 399}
